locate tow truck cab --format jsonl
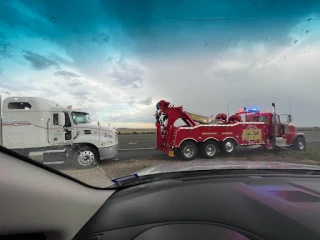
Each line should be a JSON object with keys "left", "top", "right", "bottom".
{"left": 245, "top": 111, "right": 301, "bottom": 146}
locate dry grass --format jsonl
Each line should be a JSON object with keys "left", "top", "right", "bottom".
{"left": 275, "top": 148, "right": 320, "bottom": 162}
{"left": 222, "top": 148, "right": 320, "bottom": 165}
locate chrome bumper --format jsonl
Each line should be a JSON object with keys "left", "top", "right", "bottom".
{"left": 98, "top": 145, "right": 118, "bottom": 160}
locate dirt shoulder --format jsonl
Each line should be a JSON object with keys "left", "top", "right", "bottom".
{"left": 61, "top": 148, "right": 320, "bottom": 187}
{"left": 99, "top": 147, "right": 320, "bottom": 179}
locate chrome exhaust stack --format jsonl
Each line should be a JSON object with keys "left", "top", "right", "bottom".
{"left": 272, "top": 103, "right": 277, "bottom": 148}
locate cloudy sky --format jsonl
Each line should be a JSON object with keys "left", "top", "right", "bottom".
{"left": 0, "top": 0, "right": 320, "bottom": 127}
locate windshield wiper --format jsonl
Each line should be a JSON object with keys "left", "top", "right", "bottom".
{"left": 108, "top": 168, "right": 320, "bottom": 188}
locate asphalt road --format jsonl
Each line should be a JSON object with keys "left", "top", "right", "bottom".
{"left": 117, "top": 134, "right": 163, "bottom": 160}
{"left": 117, "top": 131, "right": 320, "bottom": 161}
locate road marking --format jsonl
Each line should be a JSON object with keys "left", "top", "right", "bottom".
{"left": 119, "top": 147, "right": 155, "bottom": 151}
{"left": 128, "top": 142, "right": 137, "bottom": 144}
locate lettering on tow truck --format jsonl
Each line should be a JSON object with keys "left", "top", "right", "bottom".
{"left": 222, "top": 132, "right": 233, "bottom": 135}
{"left": 242, "top": 125, "right": 263, "bottom": 144}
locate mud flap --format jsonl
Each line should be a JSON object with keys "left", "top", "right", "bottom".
{"left": 168, "top": 150, "right": 175, "bottom": 157}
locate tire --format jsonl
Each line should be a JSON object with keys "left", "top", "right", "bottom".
{"left": 221, "top": 139, "right": 237, "bottom": 154}
{"left": 200, "top": 140, "right": 218, "bottom": 159}
{"left": 178, "top": 141, "right": 198, "bottom": 160}
{"left": 292, "top": 136, "right": 306, "bottom": 151}
{"left": 72, "top": 145, "right": 99, "bottom": 169}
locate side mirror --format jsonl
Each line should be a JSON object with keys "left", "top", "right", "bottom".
{"left": 287, "top": 114, "right": 292, "bottom": 123}
{"left": 58, "top": 112, "right": 65, "bottom": 126}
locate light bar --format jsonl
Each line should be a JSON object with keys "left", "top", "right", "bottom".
{"left": 237, "top": 107, "right": 259, "bottom": 114}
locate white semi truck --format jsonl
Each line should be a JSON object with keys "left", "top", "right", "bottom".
{"left": 0, "top": 96, "right": 118, "bottom": 168}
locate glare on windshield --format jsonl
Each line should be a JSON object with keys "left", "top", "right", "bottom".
{"left": 72, "top": 112, "right": 91, "bottom": 124}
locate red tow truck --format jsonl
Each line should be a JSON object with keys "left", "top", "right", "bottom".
{"left": 155, "top": 100, "right": 306, "bottom": 160}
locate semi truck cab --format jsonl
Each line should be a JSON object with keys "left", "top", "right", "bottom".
{"left": 0, "top": 96, "right": 118, "bottom": 168}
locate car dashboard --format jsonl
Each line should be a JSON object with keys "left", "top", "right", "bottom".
{"left": 74, "top": 174, "right": 320, "bottom": 240}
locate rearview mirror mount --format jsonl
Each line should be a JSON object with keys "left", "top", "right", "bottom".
{"left": 58, "top": 112, "right": 65, "bottom": 127}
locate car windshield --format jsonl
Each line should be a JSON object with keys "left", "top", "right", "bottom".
{"left": 72, "top": 112, "right": 91, "bottom": 124}
{"left": 0, "top": 0, "right": 319, "bottom": 188}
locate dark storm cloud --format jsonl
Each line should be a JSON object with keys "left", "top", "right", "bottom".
{"left": 98, "top": 0, "right": 320, "bottom": 54}
{"left": 54, "top": 70, "right": 81, "bottom": 78}
{"left": 0, "top": 32, "right": 11, "bottom": 57}
{"left": 3, "top": 0, "right": 319, "bottom": 58}
{"left": 23, "top": 51, "right": 59, "bottom": 70}
{"left": 0, "top": 1, "right": 29, "bottom": 27}
{"left": 48, "top": 53, "right": 73, "bottom": 66}
{"left": 91, "top": 33, "right": 109, "bottom": 44}
{"left": 100, "top": 0, "right": 157, "bottom": 39}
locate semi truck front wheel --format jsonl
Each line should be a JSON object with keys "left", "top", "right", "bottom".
{"left": 72, "top": 145, "right": 98, "bottom": 168}
{"left": 293, "top": 136, "right": 306, "bottom": 151}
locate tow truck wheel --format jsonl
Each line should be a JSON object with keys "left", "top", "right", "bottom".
{"left": 72, "top": 145, "right": 98, "bottom": 169}
{"left": 293, "top": 136, "right": 306, "bottom": 151}
{"left": 179, "top": 141, "right": 198, "bottom": 160}
{"left": 221, "top": 139, "right": 237, "bottom": 154}
{"left": 201, "top": 140, "right": 218, "bottom": 159}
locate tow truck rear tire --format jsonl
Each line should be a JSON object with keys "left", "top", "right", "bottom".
{"left": 292, "top": 136, "right": 306, "bottom": 151}
{"left": 178, "top": 141, "right": 198, "bottom": 160}
{"left": 221, "top": 139, "right": 237, "bottom": 154}
{"left": 201, "top": 140, "right": 218, "bottom": 159}
{"left": 72, "top": 145, "right": 99, "bottom": 169}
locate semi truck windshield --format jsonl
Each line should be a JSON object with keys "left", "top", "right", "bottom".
{"left": 71, "top": 112, "right": 91, "bottom": 124}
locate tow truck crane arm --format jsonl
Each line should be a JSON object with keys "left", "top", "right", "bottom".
{"left": 156, "top": 100, "right": 196, "bottom": 127}
{"left": 156, "top": 100, "right": 214, "bottom": 124}
{"left": 186, "top": 112, "right": 214, "bottom": 124}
